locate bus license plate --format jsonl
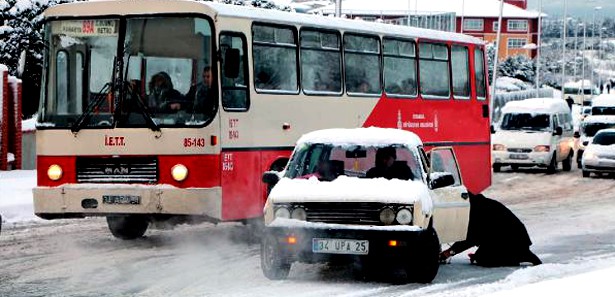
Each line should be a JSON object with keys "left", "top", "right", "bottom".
{"left": 102, "top": 195, "right": 141, "bottom": 205}
{"left": 509, "top": 153, "right": 529, "bottom": 160}
{"left": 312, "top": 238, "right": 369, "bottom": 255}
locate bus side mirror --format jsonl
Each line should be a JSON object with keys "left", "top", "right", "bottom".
{"left": 490, "top": 125, "right": 496, "bottom": 134}
{"left": 574, "top": 131, "right": 580, "bottom": 138}
{"left": 262, "top": 171, "right": 280, "bottom": 187}
{"left": 224, "top": 48, "right": 240, "bottom": 79}
{"left": 429, "top": 172, "right": 455, "bottom": 189}
{"left": 553, "top": 126, "right": 563, "bottom": 136}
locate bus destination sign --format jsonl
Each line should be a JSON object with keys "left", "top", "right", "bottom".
{"left": 54, "top": 20, "right": 118, "bottom": 37}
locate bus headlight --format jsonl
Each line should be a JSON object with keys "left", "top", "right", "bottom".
{"left": 291, "top": 207, "right": 307, "bottom": 221}
{"left": 533, "top": 145, "right": 550, "bottom": 152}
{"left": 396, "top": 208, "right": 413, "bottom": 225}
{"left": 492, "top": 144, "right": 506, "bottom": 151}
{"left": 171, "top": 164, "right": 188, "bottom": 181}
{"left": 47, "top": 164, "right": 63, "bottom": 181}
{"left": 274, "top": 207, "right": 291, "bottom": 219}
{"left": 380, "top": 208, "right": 396, "bottom": 225}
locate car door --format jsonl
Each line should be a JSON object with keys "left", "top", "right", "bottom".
{"left": 429, "top": 147, "right": 470, "bottom": 244}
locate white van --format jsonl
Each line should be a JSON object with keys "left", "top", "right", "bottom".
{"left": 492, "top": 98, "right": 574, "bottom": 173}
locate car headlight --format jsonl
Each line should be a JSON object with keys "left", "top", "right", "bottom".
{"left": 47, "top": 164, "right": 63, "bottom": 181}
{"left": 380, "top": 208, "right": 396, "bottom": 225}
{"left": 171, "top": 164, "right": 188, "bottom": 182}
{"left": 395, "top": 208, "right": 413, "bottom": 225}
{"left": 290, "top": 207, "right": 307, "bottom": 221}
{"left": 274, "top": 207, "right": 291, "bottom": 219}
{"left": 584, "top": 151, "right": 597, "bottom": 160}
{"left": 533, "top": 145, "right": 550, "bottom": 152}
{"left": 492, "top": 144, "right": 506, "bottom": 151}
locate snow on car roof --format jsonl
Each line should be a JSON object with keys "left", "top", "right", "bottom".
{"left": 269, "top": 175, "right": 433, "bottom": 214}
{"left": 590, "top": 94, "right": 615, "bottom": 107}
{"left": 502, "top": 98, "right": 570, "bottom": 114}
{"left": 583, "top": 115, "right": 615, "bottom": 124}
{"left": 296, "top": 127, "right": 423, "bottom": 148}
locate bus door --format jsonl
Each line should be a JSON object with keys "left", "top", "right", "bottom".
{"left": 429, "top": 147, "right": 470, "bottom": 243}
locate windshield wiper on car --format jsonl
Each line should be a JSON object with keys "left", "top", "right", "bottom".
{"left": 70, "top": 82, "right": 112, "bottom": 134}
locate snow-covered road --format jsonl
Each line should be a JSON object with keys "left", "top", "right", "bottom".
{"left": 2, "top": 168, "right": 615, "bottom": 296}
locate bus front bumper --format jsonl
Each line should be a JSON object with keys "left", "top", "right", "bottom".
{"left": 33, "top": 184, "right": 222, "bottom": 220}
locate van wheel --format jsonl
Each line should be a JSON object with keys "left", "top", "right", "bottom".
{"left": 406, "top": 228, "right": 440, "bottom": 283}
{"left": 562, "top": 152, "right": 572, "bottom": 172}
{"left": 547, "top": 153, "right": 557, "bottom": 174}
{"left": 106, "top": 215, "right": 149, "bottom": 240}
{"left": 261, "top": 234, "right": 291, "bottom": 280}
{"left": 582, "top": 170, "right": 590, "bottom": 178}
{"left": 493, "top": 164, "right": 501, "bottom": 173}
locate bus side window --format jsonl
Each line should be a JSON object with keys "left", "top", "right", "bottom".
{"left": 451, "top": 45, "right": 470, "bottom": 99}
{"left": 474, "top": 47, "right": 487, "bottom": 100}
{"left": 419, "top": 42, "right": 450, "bottom": 98}
{"left": 300, "top": 29, "right": 342, "bottom": 94}
{"left": 383, "top": 38, "right": 417, "bottom": 97}
{"left": 252, "top": 24, "right": 298, "bottom": 92}
{"left": 220, "top": 32, "right": 249, "bottom": 111}
{"left": 344, "top": 34, "right": 381, "bottom": 96}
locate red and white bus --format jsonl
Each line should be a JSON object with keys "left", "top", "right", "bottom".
{"left": 34, "top": 0, "right": 491, "bottom": 239}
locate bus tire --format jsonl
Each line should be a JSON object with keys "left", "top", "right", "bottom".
{"left": 406, "top": 227, "right": 440, "bottom": 283}
{"left": 260, "top": 234, "right": 291, "bottom": 280}
{"left": 562, "top": 152, "right": 572, "bottom": 172}
{"left": 106, "top": 215, "right": 149, "bottom": 240}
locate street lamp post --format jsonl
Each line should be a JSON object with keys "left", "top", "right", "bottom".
{"left": 561, "top": 0, "right": 568, "bottom": 100}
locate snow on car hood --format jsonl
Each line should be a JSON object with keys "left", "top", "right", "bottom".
{"left": 585, "top": 143, "right": 615, "bottom": 156}
{"left": 269, "top": 176, "right": 433, "bottom": 214}
{"left": 493, "top": 130, "right": 551, "bottom": 148}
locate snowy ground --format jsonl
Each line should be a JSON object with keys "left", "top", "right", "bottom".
{"left": 2, "top": 167, "right": 615, "bottom": 296}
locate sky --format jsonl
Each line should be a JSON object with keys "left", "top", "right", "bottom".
{"left": 527, "top": 0, "right": 615, "bottom": 18}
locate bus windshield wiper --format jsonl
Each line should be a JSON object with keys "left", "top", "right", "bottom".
{"left": 122, "top": 81, "right": 161, "bottom": 132}
{"left": 70, "top": 82, "right": 112, "bottom": 134}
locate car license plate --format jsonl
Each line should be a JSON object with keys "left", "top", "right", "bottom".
{"left": 509, "top": 153, "right": 529, "bottom": 160}
{"left": 312, "top": 238, "right": 369, "bottom": 255}
{"left": 102, "top": 195, "right": 141, "bottom": 205}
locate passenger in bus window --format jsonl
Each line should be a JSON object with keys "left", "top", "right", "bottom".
{"left": 186, "top": 66, "right": 214, "bottom": 114}
{"left": 357, "top": 80, "right": 371, "bottom": 93}
{"left": 256, "top": 71, "right": 274, "bottom": 90}
{"left": 148, "top": 71, "right": 186, "bottom": 112}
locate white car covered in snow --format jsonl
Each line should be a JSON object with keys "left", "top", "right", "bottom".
{"left": 260, "top": 128, "right": 470, "bottom": 283}
{"left": 492, "top": 98, "right": 575, "bottom": 173}
{"left": 581, "top": 129, "right": 615, "bottom": 177}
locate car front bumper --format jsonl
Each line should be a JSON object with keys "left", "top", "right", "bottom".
{"left": 492, "top": 151, "right": 551, "bottom": 167}
{"left": 582, "top": 158, "right": 615, "bottom": 173}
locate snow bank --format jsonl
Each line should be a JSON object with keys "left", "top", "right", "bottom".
{"left": 496, "top": 77, "right": 530, "bottom": 92}
{"left": 0, "top": 170, "right": 40, "bottom": 225}
{"left": 297, "top": 127, "right": 423, "bottom": 148}
{"left": 269, "top": 175, "right": 433, "bottom": 214}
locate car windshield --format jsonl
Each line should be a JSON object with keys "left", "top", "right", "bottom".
{"left": 284, "top": 144, "right": 422, "bottom": 181}
{"left": 582, "top": 123, "right": 615, "bottom": 137}
{"left": 592, "top": 132, "right": 615, "bottom": 145}
{"left": 591, "top": 106, "right": 615, "bottom": 116}
{"left": 500, "top": 113, "right": 551, "bottom": 132}
{"left": 40, "top": 16, "right": 215, "bottom": 128}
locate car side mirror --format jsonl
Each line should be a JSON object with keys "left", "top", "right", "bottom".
{"left": 262, "top": 171, "right": 280, "bottom": 186}
{"left": 429, "top": 172, "right": 455, "bottom": 189}
{"left": 553, "top": 126, "right": 563, "bottom": 136}
{"left": 574, "top": 131, "right": 580, "bottom": 138}
{"left": 490, "top": 125, "right": 496, "bottom": 134}
{"left": 224, "top": 48, "right": 240, "bottom": 79}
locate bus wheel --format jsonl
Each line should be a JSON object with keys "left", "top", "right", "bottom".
{"left": 406, "top": 227, "right": 440, "bottom": 283}
{"left": 562, "top": 152, "right": 572, "bottom": 172}
{"left": 260, "top": 234, "right": 291, "bottom": 280}
{"left": 106, "top": 215, "right": 149, "bottom": 240}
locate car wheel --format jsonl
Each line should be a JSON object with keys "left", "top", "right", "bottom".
{"left": 511, "top": 165, "right": 519, "bottom": 171}
{"left": 261, "top": 234, "right": 291, "bottom": 280}
{"left": 547, "top": 153, "right": 557, "bottom": 174}
{"left": 106, "top": 215, "right": 149, "bottom": 240}
{"left": 493, "top": 164, "right": 501, "bottom": 173}
{"left": 562, "top": 152, "right": 572, "bottom": 172}
{"left": 407, "top": 227, "right": 440, "bottom": 283}
{"left": 582, "top": 170, "right": 590, "bottom": 178}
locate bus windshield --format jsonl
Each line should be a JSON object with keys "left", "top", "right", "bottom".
{"left": 40, "top": 16, "right": 215, "bottom": 128}
{"left": 500, "top": 113, "right": 551, "bottom": 132}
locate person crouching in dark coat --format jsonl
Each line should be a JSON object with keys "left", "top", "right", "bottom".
{"left": 439, "top": 192, "right": 542, "bottom": 267}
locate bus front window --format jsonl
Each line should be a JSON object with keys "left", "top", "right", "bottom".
{"left": 40, "top": 17, "right": 215, "bottom": 129}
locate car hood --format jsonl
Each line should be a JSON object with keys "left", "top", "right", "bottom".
{"left": 493, "top": 131, "right": 552, "bottom": 148}
{"left": 586, "top": 144, "right": 615, "bottom": 156}
{"left": 269, "top": 176, "right": 433, "bottom": 214}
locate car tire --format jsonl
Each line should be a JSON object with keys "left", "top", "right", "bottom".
{"left": 511, "top": 165, "right": 519, "bottom": 171}
{"left": 582, "top": 170, "right": 590, "bottom": 178}
{"left": 493, "top": 164, "right": 501, "bottom": 173}
{"left": 407, "top": 227, "right": 440, "bottom": 283}
{"left": 261, "top": 234, "right": 291, "bottom": 280}
{"left": 547, "top": 153, "right": 557, "bottom": 174}
{"left": 562, "top": 152, "right": 572, "bottom": 172}
{"left": 106, "top": 215, "right": 149, "bottom": 240}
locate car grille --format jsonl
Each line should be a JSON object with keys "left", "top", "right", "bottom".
{"left": 76, "top": 156, "right": 158, "bottom": 183}
{"left": 599, "top": 155, "right": 615, "bottom": 160}
{"left": 507, "top": 148, "right": 532, "bottom": 153}
{"left": 298, "top": 202, "right": 410, "bottom": 225}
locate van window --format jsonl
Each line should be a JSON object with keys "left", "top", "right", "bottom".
{"left": 500, "top": 113, "right": 551, "bottom": 132}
